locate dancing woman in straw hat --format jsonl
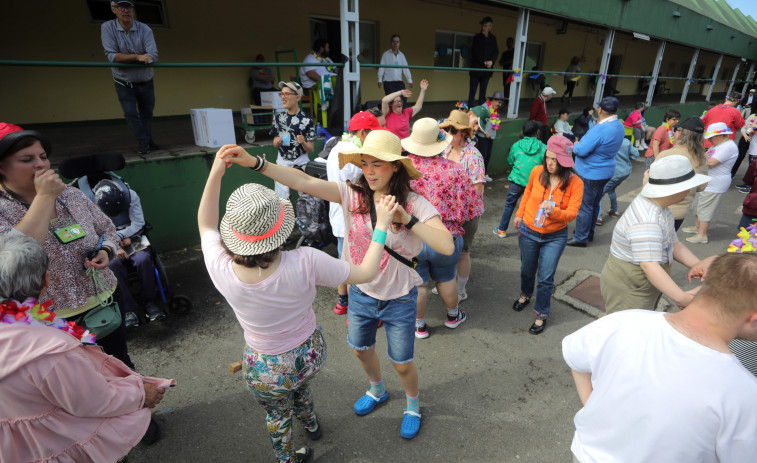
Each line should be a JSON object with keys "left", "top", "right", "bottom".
{"left": 218, "top": 130, "right": 454, "bottom": 440}
{"left": 198, "top": 153, "right": 398, "bottom": 463}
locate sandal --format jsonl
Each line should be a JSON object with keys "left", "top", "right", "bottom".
{"left": 353, "top": 390, "right": 388, "bottom": 416}
{"left": 512, "top": 294, "right": 531, "bottom": 312}
{"left": 400, "top": 410, "right": 422, "bottom": 439}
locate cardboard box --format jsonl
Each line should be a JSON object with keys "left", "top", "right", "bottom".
{"left": 260, "top": 91, "right": 284, "bottom": 110}
{"left": 190, "top": 108, "right": 236, "bottom": 148}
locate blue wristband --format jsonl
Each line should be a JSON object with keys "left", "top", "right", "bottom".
{"left": 372, "top": 228, "right": 387, "bottom": 245}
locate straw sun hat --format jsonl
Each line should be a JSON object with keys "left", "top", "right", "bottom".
{"left": 439, "top": 110, "right": 472, "bottom": 131}
{"left": 401, "top": 118, "right": 451, "bottom": 157}
{"left": 339, "top": 130, "right": 422, "bottom": 179}
{"left": 219, "top": 183, "right": 295, "bottom": 256}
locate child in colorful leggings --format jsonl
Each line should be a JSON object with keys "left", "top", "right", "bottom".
{"left": 198, "top": 150, "right": 396, "bottom": 463}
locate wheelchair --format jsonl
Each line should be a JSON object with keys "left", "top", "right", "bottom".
{"left": 58, "top": 152, "right": 192, "bottom": 317}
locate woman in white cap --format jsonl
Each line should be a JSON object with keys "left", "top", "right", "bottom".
{"left": 682, "top": 122, "right": 739, "bottom": 244}
{"left": 198, "top": 153, "right": 398, "bottom": 463}
{"left": 217, "top": 131, "right": 454, "bottom": 441}
{"left": 402, "top": 117, "right": 483, "bottom": 338}
{"left": 601, "top": 155, "right": 711, "bottom": 313}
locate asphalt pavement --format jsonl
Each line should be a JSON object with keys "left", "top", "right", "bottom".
{"left": 125, "top": 153, "right": 745, "bottom": 463}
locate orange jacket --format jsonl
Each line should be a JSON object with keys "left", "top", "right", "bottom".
{"left": 516, "top": 165, "right": 584, "bottom": 234}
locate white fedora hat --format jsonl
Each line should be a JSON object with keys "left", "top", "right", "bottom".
{"left": 641, "top": 155, "right": 710, "bottom": 198}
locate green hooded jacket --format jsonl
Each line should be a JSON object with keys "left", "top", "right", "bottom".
{"left": 507, "top": 136, "right": 546, "bottom": 187}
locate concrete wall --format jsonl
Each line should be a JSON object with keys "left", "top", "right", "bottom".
{"left": 102, "top": 100, "right": 706, "bottom": 251}
{"left": 1, "top": 0, "right": 734, "bottom": 125}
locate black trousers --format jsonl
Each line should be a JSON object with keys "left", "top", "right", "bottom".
{"left": 477, "top": 136, "right": 493, "bottom": 171}
{"left": 732, "top": 136, "right": 750, "bottom": 179}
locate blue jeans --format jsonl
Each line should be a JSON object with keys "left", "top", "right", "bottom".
{"left": 416, "top": 235, "right": 463, "bottom": 284}
{"left": 347, "top": 285, "right": 417, "bottom": 364}
{"left": 498, "top": 183, "right": 526, "bottom": 231}
{"left": 598, "top": 174, "right": 629, "bottom": 216}
{"left": 518, "top": 226, "right": 568, "bottom": 315}
{"left": 738, "top": 214, "right": 757, "bottom": 230}
{"left": 114, "top": 79, "right": 155, "bottom": 149}
{"left": 573, "top": 177, "right": 610, "bottom": 243}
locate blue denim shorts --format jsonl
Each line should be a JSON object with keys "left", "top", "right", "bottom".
{"left": 347, "top": 285, "right": 417, "bottom": 364}
{"left": 337, "top": 236, "right": 344, "bottom": 258}
{"left": 415, "top": 235, "right": 463, "bottom": 284}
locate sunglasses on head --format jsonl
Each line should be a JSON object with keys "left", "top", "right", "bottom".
{"left": 444, "top": 127, "right": 459, "bottom": 135}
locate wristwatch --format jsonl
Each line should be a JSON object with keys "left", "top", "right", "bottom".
{"left": 406, "top": 215, "right": 419, "bottom": 230}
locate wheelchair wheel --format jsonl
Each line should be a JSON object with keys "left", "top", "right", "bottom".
{"left": 168, "top": 295, "right": 192, "bottom": 315}
{"left": 244, "top": 131, "right": 256, "bottom": 144}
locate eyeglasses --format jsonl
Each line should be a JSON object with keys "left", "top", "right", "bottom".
{"left": 279, "top": 92, "right": 297, "bottom": 98}
{"left": 444, "top": 127, "right": 459, "bottom": 135}
{"left": 113, "top": 4, "right": 133, "bottom": 11}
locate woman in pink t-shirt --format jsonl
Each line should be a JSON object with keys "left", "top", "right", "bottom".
{"left": 218, "top": 130, "right": 454, "bottom": 441}
{"left": 381, "top": 79, "right": 429, "bottom": 139}
{"left": 198, "top": 153, "right": 396, "bottom": 463}
{"left": 623, "top": 102, "right": 646, "bottom": 150}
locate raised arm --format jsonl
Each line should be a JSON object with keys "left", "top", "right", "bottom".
{"left": 412, "top": 79, "right": 429, "bottom": 117}
{"left": 197, "top": 153, "right": 228, "bottom": 236}
{"left": 382, "top": 89, "right": 410, "bottom": 115}
{"left": 343, "top": 195, "right": 398, "bottom": 284}
{"left": 218, "top": 145, "right": 341, "bottom": 203}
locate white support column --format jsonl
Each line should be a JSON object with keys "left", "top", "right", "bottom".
{"left": 645, "top": 40, "right": 666, "bottom": 106}
{"left": 741, "top": 61, "right": 755, "bottom": 95}
{"left": 506, "top": 8, "right": 530, "bottom": 119}
{"left": 594, "top": 28, "right": 615, "bottom": 108}
{"left": 706, "top": 54, "right": 723, "bottom": 102}
{"left": 726, "top": 62, "right": 741, "bottom": 97}
{"left": 340, "top": 0, "right": 360, "bottom": 129}
{"left": 680, "top": 48, "right": 699, "bottom": 104}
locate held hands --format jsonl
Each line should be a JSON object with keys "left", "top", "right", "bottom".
{"left": 137, "top": 54, "right": 153, "bottom": 64}
{"left": 216, "top": 144, "right": 258, "bottom": 169}
{"left": 143, "top": 382, "right": 166, "bottom": 409}
{"left": 84, "top": 249, "right": 109, "bottom": 270}
{"left": 419, "top": 79, "right": 429, "bottom": 91}
{"left": 484, "top": 60, "right": 493, "bottom": 69}
{"left": 116, "top": 248, "right": 128, "bottom": 261}
{"left": 374, "top": 195, "right": 399, "bottom": 230}
{"left": 513, "top": 217, "right": 523, "bottom": 229}
{"left": 34, "top": 169, "right": 65, "bottom": 199}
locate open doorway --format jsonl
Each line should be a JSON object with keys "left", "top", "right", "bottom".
{"left": 310, "top": 16, "right": 377, "bottom": 64}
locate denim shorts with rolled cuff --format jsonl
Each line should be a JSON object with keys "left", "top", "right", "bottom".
{"left": 415, "top": 235, "right": 463, "bottom": 284}
{"left": 347, "top": 285, "right": 418, "bottom": 364}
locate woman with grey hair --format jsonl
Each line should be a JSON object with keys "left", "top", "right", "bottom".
{"left": 0, "top": 234, "right": 174, "bottom": 463}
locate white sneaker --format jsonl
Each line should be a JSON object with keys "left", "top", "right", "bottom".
{"left": 685, "top": 234, "right": 709, "bottom": 244}
{"left": 458, "top": 290, "right": 468, "bottom": 302}
{"left": 431, "top": 287, "right": 439, "bottom": 295}
{"left": 485, "top": 175, "right": 493, "bottom": 182}
{"left": 681, "top": 226, "right": 699, "bottom": 234}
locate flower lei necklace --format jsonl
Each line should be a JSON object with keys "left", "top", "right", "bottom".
{"left": 1, "top": 297, "right": 96, "bottom": 344}
{"left": 663, "top": 122, "right": 675, "bottom": 146}
{"left": 341, "top": 132, "right": 363, "bottom": 148}
{"left": 312, "top": 52, "right": 334, "bottom": 73}
{"left": 486, "top": 99, "right": 501, "bottom": 130}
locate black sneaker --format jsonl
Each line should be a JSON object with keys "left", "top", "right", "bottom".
{"left": 295, "top": 447, "right": 312, "bottom": 463}
{"left": 144, "top": 302, "right": 166, "bottom": 322}
{"left": 305, "top": 420, "right": 322, "bottom": 440}
{"left": 125, "top": 311, "right": 140, "bottom": 328}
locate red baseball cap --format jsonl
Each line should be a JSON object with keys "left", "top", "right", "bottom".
{"left": 348, "top": 112, "right": 385, "bottom": 132}
{"left": 0, "top": 122, "right": 51, "bottom": 160}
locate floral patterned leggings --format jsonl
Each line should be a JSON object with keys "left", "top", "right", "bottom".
{"left": 243, "top": 327, "right": 327, "bottom": 463}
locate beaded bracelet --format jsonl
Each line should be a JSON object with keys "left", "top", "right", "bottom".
{"left": 250, "top": 155, "right": 267, "bottom": 172}
{"left": 372, "top": 228, "right": 387, "bottom": 245}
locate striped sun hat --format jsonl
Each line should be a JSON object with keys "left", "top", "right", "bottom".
{"left": 220, "top": 184, "right": 294, "bottom": 256}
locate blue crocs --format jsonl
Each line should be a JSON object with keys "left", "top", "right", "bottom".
{"left": 400, "top": 410, "right": 421, "bottom": 439}
{"left": 353, "top": 391, "right": 388, "bottom": 415}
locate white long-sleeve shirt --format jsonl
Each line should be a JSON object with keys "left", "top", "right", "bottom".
{"left": 377, "top": 49, "right": 412, "bottom": 84}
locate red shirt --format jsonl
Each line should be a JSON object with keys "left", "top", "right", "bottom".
{"left": 702, "top": 104, "right": 745, "bottom": 147}
{"left": 385, "top": 107, "right": 414, "bottom": 139}
{"left": 650, "top": 124, "right": 674, "bottom": 158}
{"left": 530, "top": 96, "right": 548, "bottom": 126}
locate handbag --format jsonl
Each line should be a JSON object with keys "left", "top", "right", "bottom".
{"left": 75, "top": 268, "right": 122, "bottom": 339}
